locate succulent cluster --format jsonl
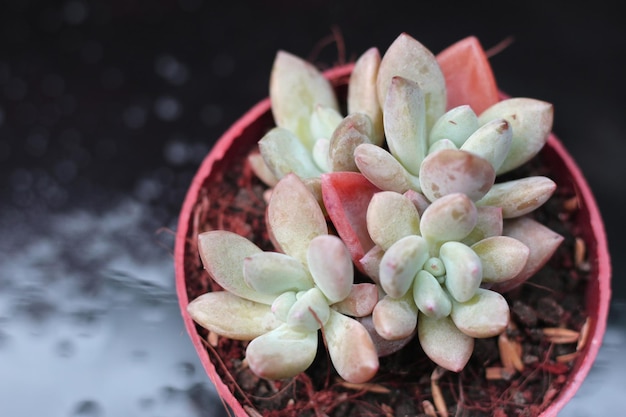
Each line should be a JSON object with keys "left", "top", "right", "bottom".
{"left": 188, "top": 174, "right": 380, "bottom": 383}
{"left": 187, "top": 33, "right": 564, "bottom": 382}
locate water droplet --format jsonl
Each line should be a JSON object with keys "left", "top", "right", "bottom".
{"left": 138, "top": 397, "right": 155, "bottom": 410}
{"left": 176, "top": 361, "right": 196, "bottom": 377}
{"left": 189, "top": 142, "right": 210, "bottom": 163}
{"left": 154, "top": 96, "right": 181, "bottom": 121}
{"left": 64, "top": 1, "right": 88, "bottom": 25}
{"left": 138, "top": 299, "right": 166, "bottom": 323}
{"left": 123, "top": 105, "right": 147, "bottom": 129}
{"left": 55, "top": 338, "right": 76, "bottom": 358}
{"left": 70, "top": 399, "right": 103, "bottom": 417}
{"left": 155, "top": 54, "right": 189, "bottom": 85}
{"left": 163, "top": 140, "right": 188, "bottom": 165}
{"left": 131, "top": 349, "right": 149, "bottom": 363}
{"left": 35, "top": 172, "right": 68, "bottom": 208}
{"left": 134, "top": 177, "right": 162, "bottom": 202}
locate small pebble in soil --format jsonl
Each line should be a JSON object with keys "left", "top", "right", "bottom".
{"left": 512, "top": 300, "right": 538, "bottom": 327}
{"left": 536, "top": 297, "right": 565, "bottom": 325}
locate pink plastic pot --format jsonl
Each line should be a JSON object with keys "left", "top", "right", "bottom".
{"left": 174, "top": 64, "right": 611, "bottom": 417}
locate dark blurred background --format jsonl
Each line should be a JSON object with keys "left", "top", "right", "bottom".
{"left": 0, "top": 1, "right": 624, "bottom": 416}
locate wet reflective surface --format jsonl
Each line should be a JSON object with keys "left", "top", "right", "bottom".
{"left": 1, "top": 1, "right": 624, "bottom": 416}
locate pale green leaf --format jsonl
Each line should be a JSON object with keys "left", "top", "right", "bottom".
{"left": 245, "top": 323, "right": 318, "bottom": 380}
{"left": 187, "top": 291, "right": 280, "bottom": 340}
{"left": 418, "top": 314, "right": 474, "bottom": 372}
{"left": 450, "top": 288, "right": 510, "bottom": 338}
{"left": 325, "top": 310, "right": 379, "bottom": 383}
{"left": 270, "top": 51, "right": 339, "bottom": 150}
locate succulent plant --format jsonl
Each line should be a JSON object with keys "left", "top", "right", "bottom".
{"left": 187, "top": 173, "right": 380, "bottom": 383}
{"left": 363, "top": 190, "right": 530, "bottom": 371}
{"left": 248, "top": 42, "right": 386, "bottom": 188}
{"left": 187, "top": 32, "right": 565, "bottom": 383}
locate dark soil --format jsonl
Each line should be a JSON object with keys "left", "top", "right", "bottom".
{"left": 181, "top": 79, "right": 592, "bottom": 416}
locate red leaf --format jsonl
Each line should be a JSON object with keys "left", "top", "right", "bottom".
{"left": 321, "top": 172, "right": 381, "bottom": 268}
{"left": 436, "top": 36, "right": 499, "bottom": 114}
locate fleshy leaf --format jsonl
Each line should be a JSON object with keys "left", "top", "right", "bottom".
{"left": 268, "top": 173, "right": 327, "bottom": 264}
{"left": 286, "top": 287, "right": 331, "bottom": 332}
{"left": 358, "top": 315, "right": 416, "bottom": 357}
{"left": 478, "top": 98, "right": 553, "bottom": 175}
{"left": 329, "top": 112, "right": 373, "bottom": 172}
{"left": 461, "top": 206, "right": 503, "bottom": 246}
{"left": 325, "top": 310, "right": 379, "bottom": 383}
{"left": 492, "top": 216, "right": 564, "bottom": 292}
{"left": 429, "top": 105, "right": 479, "bottom": 148}
{"left": 377, "top": 32, "right": 446, "bottom": 131}
{"left": 271, "top": 291, "right": 297, "bottom": 322}
{"left": 372, "top": 292, "right": 418, "bottom": 340}
{"left": 460, "top": 118, "right": 512, "bottom": 173}
{"left": 418, "top": 314, "right": 474, "bottom": 372}
{"left": 244, "top": 252, "right": 313, "bottom": 295}
{"left": 270, "top": 50, "right": 339, "bottom": 150}
{"left": 419, "top": 193, "right": 477, "bottom": 244}
{"left": 383, "top": 76, "right": 427, "bottom": 176}
{"left": 440, "top": 241, "right": 482, "bottom": 303}
{"left": 248, "top": 150, "right": 279, "bottom": 187}
{"left": 187, "top": 292, "right": 281, "bottom": 340}
{"left": 450, "top": 288, "right": 510, "bottom": 338}
{"left": 436, "top": 36, "right": 499, "bottom": 114}
{"left": 367, "top": 191, "right": 421, "bottom": 251}
{"left": 321, "top": 171, "right": 380, "bottom": 265}
{"left": 348, "top": 47, "right": 384, "bottom": 146}
{"left": 428, "top": 138, "right": 458, "bottom": 154}
{"left": 198, "top": 231, "right": 275, "bottom": 304}
{"left": 354, "top": 143, "right": 421, "bottom": 193}
{"left": 403, "top": 189, "right": 431, "bottom": 216}
{"left": 307, "top": 234, "right": 353, "bottom": 303}
{"left": 419, "top": 149, "right": 495, "bottom": 202}
{"left": 332, "top": 283, "right": 379, "bottom": 317}
{"left": 259, "top": 127, "right": 324, "bottom": 179}
{"left": 358, "top": 245, "right": 384, "bottom": 285}
{"left": 413, "top": 270, "right": 452, "bottom": 319}
{"left": 471, "top": 236, "right": 529, "bottom": 283}
{"left": 476, "top": 176, "right": 556, "bottom": 218}
{"left": 246, "top": 323, "right": 318, "bottom": 380}
{"left": 310, "top": 104, "right": 343, "bottom": 141}
{"left": 312, "top": 137, "right": 331, "bottom": 172}
{"left": 380, "top": 235, "right": 429, "bottom": 298}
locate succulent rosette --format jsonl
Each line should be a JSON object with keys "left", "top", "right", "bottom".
{"left": 248, "top": 41, "right": 386, "bottom": 188}
{"left": 187, "top": 173, "right": 379, "bottom": 383}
